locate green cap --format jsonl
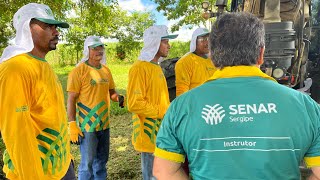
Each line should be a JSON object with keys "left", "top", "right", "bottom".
{"left": 35, "top": 18, "right": 69, "bottom": 28}
{"left": 89, "top": 43, "right": 106, "bottom": 48}
{"left": 161, "top": 34, "right": 178, "bottom": 39}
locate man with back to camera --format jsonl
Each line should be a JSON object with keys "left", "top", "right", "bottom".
{"left": 126, "top": 25, "right": 177, "bottom": 179}
{"left": 67, "top": 36, "right": 125, "bottom": 180}
{"left": 153, "top": 12, "right": 320, "bottom": 180}
{"left": 175, "top": 27, "right": 216, "bottom": 97}
{"left": 0, "top": 3, "right": 75, "bottom": 179}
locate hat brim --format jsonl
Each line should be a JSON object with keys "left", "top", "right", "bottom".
{"left": 89, "top": 43, "right": 106, "bottom": 48}
{"left": 161, "top": 34, "right": 178, "bottom": 39}
{"left": 35, "top": 18, "right": 69, "bottom": 28}
{"left": 197, "top": 32, "right": 210, "bottom": 37}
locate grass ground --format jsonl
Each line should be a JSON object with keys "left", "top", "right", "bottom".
{"left": 0, "top": 63, "right": 142, "bottom": 179}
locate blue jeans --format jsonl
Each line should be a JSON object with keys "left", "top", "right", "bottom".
{"left": 61, "top": 160, "right": 76, "bottom": 180}
{"left": 78, "top": 129, "right": 110, "bottom": 180}
{"left": 141, "top": 152, "right": 156, "bottom": 180}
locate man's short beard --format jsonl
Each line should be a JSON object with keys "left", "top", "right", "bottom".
{"left": 49, "top": 44, "right": 57, "bottom": 51}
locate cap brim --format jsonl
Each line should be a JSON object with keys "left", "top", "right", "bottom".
{"left": 161, "top": 34, "right": 178, "bottom": 39}
{"left": 89, "top": 43, "right": 106, "bottom": 48}
{"left": 35, "top": 18, "right": 69, "bottom": 28}
{"left": 197, "top": 32, "right": 210, "bottom": 37}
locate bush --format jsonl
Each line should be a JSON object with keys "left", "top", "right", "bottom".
{"left": 167, "top": 41, "right": 190, "bottom": 59}
{"left": 45, "top": 41, "right": 189, "bottom": 66}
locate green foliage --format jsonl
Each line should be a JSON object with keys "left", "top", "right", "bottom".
{"left": 111, "top": 10, "right": 155, "bottom": 61}
{"left": 311, "top": 0, "right": 320, "bottom": 25}
{"left": 0, "top": 0, "right": 73, "bottom": 51}
{"left": 66, "top": 1, "right": 117, "bottom": 53}
{"left": 0, "top": 1, "right": 155, "bottom": 57}
{"left": 64, "top": 1, "right": 154, "bottom": 60}
{"left": 46, "top": 41, "right": 189, "bottom": 66}
{"left": 310, "top": 0, "right": 320, "bottom": 55}
{"left": 152, "top": 0, "right": 217, "bottom": 31}
{"left": 167, "top": 41, "right": 190, "bottom": 59}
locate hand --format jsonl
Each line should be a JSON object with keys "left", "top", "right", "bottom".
{"left": 69, "top": 121, "right": 84, "bottom": 145}
{"left": 118, "top": 95, "right": 125, "bottom": 108}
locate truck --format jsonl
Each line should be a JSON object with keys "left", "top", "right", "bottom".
{"left": 161, "top": 0, "right": 320, "bottom": 103}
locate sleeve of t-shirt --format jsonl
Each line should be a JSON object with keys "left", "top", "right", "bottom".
{"left": 0, "top": 69, "right": 46, "bottom": 179}
{"left": 154, "top": 102, "right": 185, "bottom": 163}
{"left": 127, "top": 66, "right": 160, "bottom": 118}
{"left": 304, "top": 98, "right": 320, "bottom": 168}
{"left": 106, "top": 67, "right": 115, "bottom": 90}
{"left": 175, "top": 59, "right": 192, "bottom": 97}
{"left": 67, "top": 67, "right": 81, "bottom": 93}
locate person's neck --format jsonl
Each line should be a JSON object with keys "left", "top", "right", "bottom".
{"left": 87, "top": 59, "right": 101, "bottom": 68}
{"left": 29, "top": 48, "right": 47, "bottom": 59}
{"left": 194, "top": 51, "right": 207, "bottom": 58}
{"left": 151, "top": 55, "right": 160, "bottom": 64}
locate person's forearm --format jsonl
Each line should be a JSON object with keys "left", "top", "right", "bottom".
{"left": 110, "top": 93, "right": 119, "bottom": 102}
{"left": 109, "top": 89, "right": 119, "bottom": 102}
{"left": 67, "top": 97, "right": 77, "bottom": 122}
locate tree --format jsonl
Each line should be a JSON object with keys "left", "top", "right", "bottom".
{"left": 0, "top": 0, "right": 155, "bottom": 64}
{"left": 152, "top": 0, "right": 218, "bottom": 31}
{"left": 310, "top": 0, "right": 320, "bottom": 54}
{"left": 65, "top": 1, "right": 155, "bottom": 63}
{"left": 65, "top": 0, "right": 118, "bottom": 61}
{"left": 111, "top": 10, "right": 155, "bottom": 60}
{"left": 0, "top": 0, "right": 73, "bottom": 51}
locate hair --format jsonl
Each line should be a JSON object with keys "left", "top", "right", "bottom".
{"left": 209, "top": 12, "right": 265, "bottom": 68}
{"left": 29, "top": 18, "right": 38, "bottom": 25}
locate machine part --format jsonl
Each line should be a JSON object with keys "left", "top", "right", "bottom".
{"left": 272, "top": 67, "right": 286, "bottom": 79}
{"left": 263, "top": 21, "right": 296, "bottom": 81}
{"left": 297, "top": 77, "right": 312, "bottom": 94}
{"left": 160, "top": 57, "right": 179, "bottom": 102}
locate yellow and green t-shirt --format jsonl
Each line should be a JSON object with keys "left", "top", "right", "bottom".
{"left": 0, "top": 53, "right": 72, "bottom": 180}
{"left": 175, "top": 52, "right": 216, "bottom": 96}
{"left": 127, "top": 60, "right": 170, "bottom": 153}
{"left": 67, "top": 62, "right": 115, "bottom": 132}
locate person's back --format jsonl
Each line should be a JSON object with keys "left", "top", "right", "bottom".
{"left": 163, "top": 70, "right": 319, "bottom": 179}
{"left": 153, "top": 12, "right": 320, "bottom": 180}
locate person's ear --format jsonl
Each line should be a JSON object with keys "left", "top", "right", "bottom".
{"left": 257, "top": 46, "right": 265, "bottom": 66}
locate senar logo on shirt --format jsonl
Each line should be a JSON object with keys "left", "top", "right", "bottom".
{"left": 16, "top": 105, "right": 29, "bottom": 112}
{"left": 202, "top": 104, "right": 225, "bottom": 125}
{"left": 201, "top": 103, "right": 277, "bottom": 125}
{"left": 90, "top": 78, "right": 109, "bottom": 86}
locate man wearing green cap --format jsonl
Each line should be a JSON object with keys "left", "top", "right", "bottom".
{"left": 175, "top": 27, "right": 216, "bottom": 97}
{"left": 0, "top": 3, "right": 75, "bottom": 180}
{"left": 127, "top": 25, "right": 178, "bottom": 180}
{"left": 67, "top": 36, "right": 124, "bottom": 180}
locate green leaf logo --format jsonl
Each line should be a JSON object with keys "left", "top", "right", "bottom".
{"left": 90, "top": 79, "right": 96, "bottom": 86}
{"left": 45, "top": 8, "right": 53, "bottom": 17}
{"left": 36, "top": 124, "right": 68, "bottom": 175}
